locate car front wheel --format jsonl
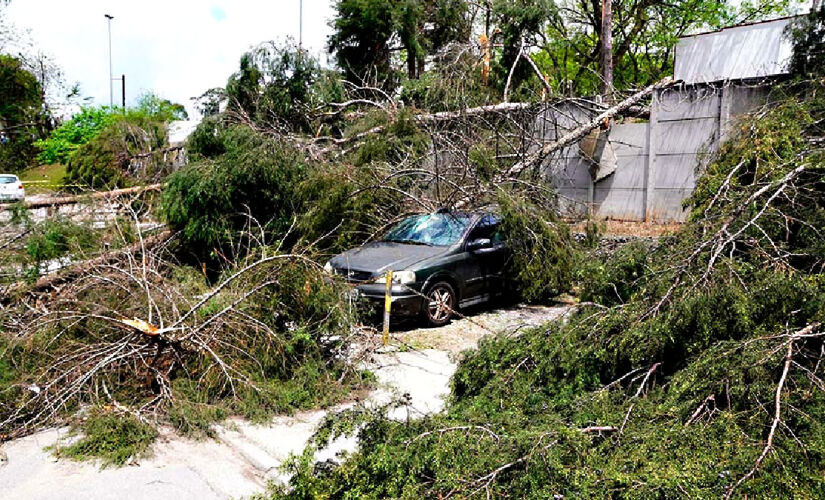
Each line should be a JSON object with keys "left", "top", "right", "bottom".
{"left": 422, "top": 281, "right": 456, "bottom": 327}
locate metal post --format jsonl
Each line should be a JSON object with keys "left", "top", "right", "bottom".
{"left": 121, "top": 74, "right": 126, "bottom": 109}
{"left": 382, "top": 270, "right": 393, "bottom": 345}
{"left": 105, "top": 14, "right": 114, "bottom": 107}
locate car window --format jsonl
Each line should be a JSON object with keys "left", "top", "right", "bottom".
{"left": 0, "top": 176, "right": 17, "bottom": 184}
{"left": 468, "top": 215, "right": 503, "bottom": 243}
{"left": 383, "top": 213, "right": 472, "bottom": 246}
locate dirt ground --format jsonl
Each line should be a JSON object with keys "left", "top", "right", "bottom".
{"left": 393, "top": 302, "right": 573, "bottom": 356}
{"left": 570, "top": 219, "right": 681, "bottom": 237}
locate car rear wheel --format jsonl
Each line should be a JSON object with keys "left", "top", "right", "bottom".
{"left": 422, "top": 281, "right": 456, "bottom": 327}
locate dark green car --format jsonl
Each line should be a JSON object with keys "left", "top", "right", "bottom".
{"left": 324, "top": 210, "right": 509, "bottom": 326}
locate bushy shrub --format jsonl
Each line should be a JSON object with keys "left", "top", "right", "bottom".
{"left": 64, "top": 111, "right": 169, "bottom": 189}
{"left": 60, "top": 410, "right": 157, "bottom": 467}
{"left": 24, "top": 217, "right": 98, "bottom": 279}
{"left": 36, "top": 107, "right": 115, "bottom": 165}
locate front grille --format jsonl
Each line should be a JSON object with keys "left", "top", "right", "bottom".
{"left": 335, "top": 268, "right": 375, "bottom": 283}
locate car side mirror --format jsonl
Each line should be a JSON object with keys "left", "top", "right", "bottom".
{"left": 467, "top": 238, "right": 492, "bottom": 251}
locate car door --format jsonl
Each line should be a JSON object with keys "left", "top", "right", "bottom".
{"left": 462, "top": 214, "right": 507, "bottom": 303}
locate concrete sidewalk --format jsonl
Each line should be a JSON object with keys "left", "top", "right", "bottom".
{"left": 0, "top": 349, "right": 456, "bottom": 500}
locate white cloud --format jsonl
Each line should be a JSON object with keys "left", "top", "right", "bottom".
{"left": 5, "top": 0, "right": 336, "bottom": 117}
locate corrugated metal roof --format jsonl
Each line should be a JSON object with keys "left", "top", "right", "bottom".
{"left": 674, "top": 16, "right": 797, "bottom": 84}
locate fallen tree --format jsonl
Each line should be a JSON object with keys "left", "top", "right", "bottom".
{"left": 4, "top": 183, "right": 163, "bottom": 211}
{"left": 0, "top": 227, "right": 369, "bottom": 448}
{"left": 267, "top": 80, "right": 825, "bottom": 499}
{"left": 0, "top": 228, "right": 173, "bottom": 303}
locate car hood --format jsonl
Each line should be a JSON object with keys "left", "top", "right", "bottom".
{"left": 330, "top": 241, "right": 448, "bottom": 274}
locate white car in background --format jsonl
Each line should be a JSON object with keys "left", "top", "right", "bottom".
{"left": 0, "top": 174, "right": 25, "bottom": 202}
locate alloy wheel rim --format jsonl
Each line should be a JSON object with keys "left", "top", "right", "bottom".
{"left": 427, "top": 286, "right": 453, "bottom": 322}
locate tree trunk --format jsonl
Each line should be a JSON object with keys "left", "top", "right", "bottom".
{"left": 599, "top": 0, "right": 614, "bottom": 100}
{"left": 407, "top": 48, "right": 417, "bottom": 79}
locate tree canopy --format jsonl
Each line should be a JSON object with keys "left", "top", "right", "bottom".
{"left": 0, "top": 54, "right": 46, "bottom": 171}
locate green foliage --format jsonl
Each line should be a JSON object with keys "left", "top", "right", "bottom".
{"left": 530, "top": 0, "right": 792, "bottom": 96}
{"left": 399, "top": 49, "right": 497, "bottom": 111}
{"left": 60, "top": 410, "right": 158, "bottom": 467}
{"left": 270, "top": 82, "right": 825, "bottom": 499}
{"left": 161, "top": 126, "right": 306, "bottom": 254}
{"left": 329, "top": 0, "right": 403, "bottom": 84}
{"left": 496, "top": 190, "right": 574, "bottom": 302}
{"left": 25, "top": 217, "right": 97, "bottom": 262}
{"left": 135, "top": 92, "right": 189, "bottom": 121}
{"left": 577, "top": 240, "right": 649, "bottom": 306}
{"left": 0, "top": 54, "right": 47, "bottom": 172}
{"left": 490, "top": 0, "right": 554, "bottom": 91}
{"left": 329, "top": 0, "right": 469, "bottom": 84}
{"left": 35, "top": 107, "right": 114, "bottom": 165}
{"left": 37, "top": 93, "right": 181, "bottom": 186}
{"left": 64, "top": 109, "right": 169, "bottom": 189}
{"left": 226, "top": 41, "right": 343, "bottom": 135}
{"left": 580, "top": 218, "right": 604, "bottom": 249}
{"left": 186, "top": 115, "right": 228, "bottom": 159}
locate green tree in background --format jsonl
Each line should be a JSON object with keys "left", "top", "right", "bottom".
{"left": 0, "top": 54, "right": 46, "bottom": 172}
{"left": 532, "top": 0, "right": 793, "bottom": 96}
{"left": 35, "top": 107, "right": 113, "bottom": 165}
{"left": 787, "top": 6, "right": 825, "bottom": 78}
{"left": 225, "top": 40, "right": 343, "bottom": 134}
{"left": 328, "top": 0, "right": 470, "bottom": 83}
{"left": 136, "top": 92, "right": 189, "bottom": 121}
{"left": 328, "top": 0, "right": 398, "bottom": 83}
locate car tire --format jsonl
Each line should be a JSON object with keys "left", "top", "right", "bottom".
{"left": 422, "top": 281, "right": 457, "bottom": 327}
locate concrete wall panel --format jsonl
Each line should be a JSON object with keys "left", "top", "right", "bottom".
{"left": 657, "top": 87, "right": 720, "bottom": 121}
{"left": 648, "top": 187, "right": 692, "bottom": 221}
{"left": 655, "top": 118, "right": 718, "bottom": 155}
{"left": 539, "top": 84, "right": 770, "bottom": 222}
{"left": 607, "top": 123, "right": 648, "bottom": 157}
{"left": 652, "top": 154, "right": 702, "bottom": 188}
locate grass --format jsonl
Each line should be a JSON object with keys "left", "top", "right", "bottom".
{"left": 18, "top": 164, "right": 67, "bottom": 194}
{"left": 58, "top": 410, "right": 158, "bottom": 467}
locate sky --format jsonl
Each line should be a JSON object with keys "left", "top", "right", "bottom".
{"left": 4, "top": 0, "right": 337, "bottom": 118}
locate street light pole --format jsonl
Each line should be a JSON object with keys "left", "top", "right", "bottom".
{"left": 105, "top": 14, "right": 114, "bottom": 107}
{"left": 299, "top": 0, "right": 303, "bottom": 48}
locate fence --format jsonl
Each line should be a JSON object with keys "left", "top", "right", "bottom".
{"left": 542, "top": 81, "right": 772, "bottom": 222}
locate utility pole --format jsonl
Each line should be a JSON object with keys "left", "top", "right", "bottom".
{"left": 105, "top": 14, "right": 114, "bottom": 107}
{"left": 599, "top": 0, "right": 613, "bottom": 101}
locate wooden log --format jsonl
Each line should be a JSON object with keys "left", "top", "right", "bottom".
{"left": 3, "top": 183, "right": 163, "bottom": 211}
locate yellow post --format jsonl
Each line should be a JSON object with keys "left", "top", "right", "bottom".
{"left": 382, "top": 270, "right": 393, "bottom": 345}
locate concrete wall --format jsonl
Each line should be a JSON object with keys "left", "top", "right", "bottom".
{"left": 543, "top": 82, "right": 771, "bottom": 222}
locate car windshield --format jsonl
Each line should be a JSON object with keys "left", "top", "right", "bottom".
{"left": 0, "top": 176, "right": 17, "bottom": 184}
{"left": 383, "top": 213, "right": 472, "bottom": 246}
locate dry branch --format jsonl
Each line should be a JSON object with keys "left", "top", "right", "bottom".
{"left": 725, "top": 323, "right": 820, "bottom": 499}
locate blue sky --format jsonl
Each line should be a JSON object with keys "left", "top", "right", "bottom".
{"left": 5, "top": 0, "right": 336, "bottom": 118}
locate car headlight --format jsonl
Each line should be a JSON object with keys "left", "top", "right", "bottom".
{"left": 374, "top": 270, "right": 416, "bottom": 285}
{"left": 323, "top": 261, "right": 334, "bottom": 274}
